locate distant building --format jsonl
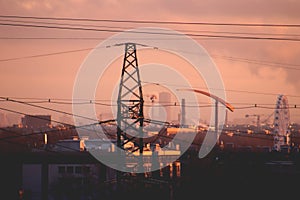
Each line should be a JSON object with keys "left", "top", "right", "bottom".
{"left": 21, "top": 115, "right": 51, "bottom": 129}
{"left": 20, "top": 152, "right": 112, "bottom": 200}
{"left": 19, "top": 150, "right": 181, "bottom": 199}
{"left": 0, "top": 112, "right": 9, "bottom": 127}
{"left": 52, "top": 138, "right": 85, "bottom": 152}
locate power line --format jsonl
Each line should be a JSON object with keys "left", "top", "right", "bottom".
{"left": 0, "top": 119, "right": 272, "bottom": 150}
{"left": 2, "top": 19, "right": 300, "bottom": 38}
{"left": 0, "top": 42, "right": 153, "bottom": 62}
{"left": 0, "top": 97, "right": 97, "bottom": 122}
{"left": 0, "top": 37, "right": 110, "bottom": 40}
{"left": 0, "top": 19, "right": 133, "bottom": 30}
{"left": 1, "top": 22, "right": 300, "bottom": 42}
{"left": 1, "top": 15, "right": 300, "bottom": 28}
{"left": 151, "top": 46, "right": 300, "bottom": 71}
{"left": 0, "top": 104, "right": 116, "bottom": 140}
{"left": 0, "top": 126, "right": 85, "bottom": 153}
{"left": 1, "top": 122, "right": 293, "bottom": 152}
{"left": 1, "top": 97, "right": 299, "bottom": 111}
{"left": 0, "top": 106, "right": 112, "bottom": 151}
{"left": 0, "top": 102, "right": 299, "bottom": 150}
{"left": 142, "top": 81, "right": 300, "bottom": 98}
{"left": 0, "top": 106, "right": 75, "bottom": 127}
{"left": 1, "top": 95, "right": 300, "bottom": 109}
{"left": 212, "top": 54, "right": 300, "bottom": 71}
{"left": 1, "top": 97, "right": 289, "bottom": 106}
{"left": 0, "top": 40, "right": 299, "bottom": 73}
{"left": 0, "top": 47, "right": 94, "bottom": 62}
{"left": 0, "top": 106, "right": 115, "bottom": 140}
{"left": 2, "top": 97, "right": 113, "bottom": 101}
{"left": 0, "top": 126, "right": 76, "bottom": 142}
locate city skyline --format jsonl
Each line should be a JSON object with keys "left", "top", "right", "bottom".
{"left": 0, "top": 1, "right": 300, "bottom": 124}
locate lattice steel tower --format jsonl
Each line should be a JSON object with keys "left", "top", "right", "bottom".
{"left": 117, "top": 43, "right": 144, "bottom": 155}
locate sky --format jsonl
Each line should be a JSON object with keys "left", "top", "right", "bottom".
{"left": 0, "top": 0, "right": 300, "bottom": 126}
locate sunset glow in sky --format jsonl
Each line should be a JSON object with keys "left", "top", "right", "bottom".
{"left": 0, "top": 0, "right": 300, "bottom": 125}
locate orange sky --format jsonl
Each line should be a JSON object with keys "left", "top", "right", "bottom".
{"left": 0, "top": 0, "right": 300, "bottom": 125}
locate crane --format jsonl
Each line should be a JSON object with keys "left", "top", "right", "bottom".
{"left": 245, "top": 112, "right": 274, "bottom": 133}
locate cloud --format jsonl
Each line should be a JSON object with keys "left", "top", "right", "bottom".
{"left": 1, "top": 0, "right": 299, "bottom": 22}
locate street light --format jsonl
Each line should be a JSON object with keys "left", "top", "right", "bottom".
{"left": 177, "top": 88, "right": 234, "bottom": 144}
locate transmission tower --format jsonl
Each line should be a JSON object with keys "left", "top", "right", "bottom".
{"left": 117, "top": 43, "right": 144, "bottom": 155}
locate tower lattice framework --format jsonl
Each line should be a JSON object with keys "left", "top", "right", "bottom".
{"left": 117, "top": 43, "right": 144, "bottom": 155}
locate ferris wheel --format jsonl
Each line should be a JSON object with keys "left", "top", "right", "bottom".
{"left": 273, "top": 94, "right": 291, "bottom": 151}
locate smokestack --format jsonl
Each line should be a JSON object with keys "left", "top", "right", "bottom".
{"left": 225, "top": 109, "right": 228, "bottom": 126}
{"left": 181, "top": 98, "right": 186, "bottom": 127}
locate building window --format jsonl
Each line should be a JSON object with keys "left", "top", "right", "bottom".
{"left": 66, "top": 166, "right": 74, "bottom": 173}
{"left": 75, "top": 166, "right": 82, "bottom": 174}
{"left": 58, "top": 166, "right": 65, "bottom": 174}
{"left": 82, "top": 166, "right": 90, "bottom": 174}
